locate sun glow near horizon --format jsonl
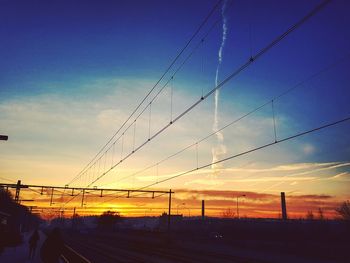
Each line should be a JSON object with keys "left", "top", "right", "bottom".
{"left": 1, "top": 0, "right": 350, "bottom": 221}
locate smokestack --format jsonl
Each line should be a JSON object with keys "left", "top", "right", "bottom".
{"left": 202, "top": 200, "right": 205, "bottom": 220}
{"left": 281, "top": 192, "right": 287, "bottom": 220}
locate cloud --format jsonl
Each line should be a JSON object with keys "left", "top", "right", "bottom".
{"left": 224, "top": 162, "right": 341, "bottom": 173}
{"left": 175, "top": 161, "right": 350, "bottom": 186}
{"left": 289, "top": 194, "right": 333, "bottom": 200}
{"left": 231, "top": 176, "right": 316, "bottom": 183}
{"left": 327, "top": 172, "right": 350, "bottom": 181}
{"left": 16, "top": 185, "right": 347, "bottom": 219}
{"left": 174, "top": 189, "right": 277, "bottom": 200}
{"left": 286, "top": 162, "right": 350, "bottom": 177}
{"left": 2, "top": 75, "right": 349, "bottom": 203}
{"left": 184, "top": 178, "right": 224, "bottom": 186}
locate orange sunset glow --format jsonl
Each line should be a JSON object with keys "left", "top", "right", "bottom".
{"left": 1, "top": 1, "right": 350, "bottom": 262}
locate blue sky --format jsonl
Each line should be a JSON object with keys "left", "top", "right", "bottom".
{"left": 2, "top": 0, "right": 349, "bottom": 97}
{"left": 0, "top": 0, "right": 216, "bottom": 96}
{"left": 1, "top": 0, "right": 350, "bottom": 133}
{"left": 1, "top": 0, "right": 350, "bottom": 215}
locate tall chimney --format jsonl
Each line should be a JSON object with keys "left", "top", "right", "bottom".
{"left": 202, "top": 200, "right": 205, "bottom": 220}
{"left": 281, "top": 192, "right": 287, "bottom": 220}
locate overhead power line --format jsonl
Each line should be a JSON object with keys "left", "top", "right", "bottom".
{"left": 62, "top": 0, "right": 332, "bottom": 208}
{"left": 105, "top": 53, "right": 350, "bottom": 187}
{"left": 85, "top": 0, "right": 332, "bottom": 188}
{"left": 71, "top": 110, "right": 350, "bottom": 206}
{"left": 67, "top": 0, "right": 223, "bottom": 186}
{"left": 135, "top": 116, "right": 350, "bottom": 191}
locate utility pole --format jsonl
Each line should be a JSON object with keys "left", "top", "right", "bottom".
{"left": 15, "top": 180, "right": 21, "bottom": 203}
{"left": 202, "top": 200, "right": 205, "bottom": 220}
{"left": 50, "top": 188, "right": 54, "bottom": 206}
{"left": 168, "top": 189, "right": 172, "bottom": 231}
{"left": 81, "top": 189, "right": 85, "bottom": 208}
{"left": 72, "top": 207, "right": 77, "bottom": 228}
{"left": 236, "top": 194, "right": 246, "bottom": 219}
{"left": 281, "top": 192, "right": 287, "bottom": 220}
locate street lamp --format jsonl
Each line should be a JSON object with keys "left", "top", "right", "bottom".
{"left": 186, "top": 207, "right": 191, "bottom": 217}
{"left": 176, "top": 202, "right": 185, "bottom": 215}
{"left": 236, "top": 194, "right": 246, "bottom": 219}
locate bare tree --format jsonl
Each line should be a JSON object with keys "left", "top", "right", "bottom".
{"left": 97, "top": 210, "right": 122, "bottom": 230}
{"left": 222, "top": 208, "right": 235, "bottom": 218}
{"left": 335, "top": 201, "right": 350, "bottom": 220}
{"left": 306, "top": 210, "right": 314, "bottom": 220}
{"left": 318, "top": 207, "right": 325, "bottom": 220}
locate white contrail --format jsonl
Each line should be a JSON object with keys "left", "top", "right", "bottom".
{"left": 212, "top": 0, "right": 228, "bottom": 171}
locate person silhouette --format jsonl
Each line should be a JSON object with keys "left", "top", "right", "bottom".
{"left": 40, "top": 227, "right": 64, "bottom": 263}
{"left": 28, "top": 229, "right": 39, "bottom": 259}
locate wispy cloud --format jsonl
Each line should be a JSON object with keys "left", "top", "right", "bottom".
{"left": 1, "top": 75, "right": 349, "bottom": 201}
{"left": 327, "top": 172, "right": 350, "bottom": 181}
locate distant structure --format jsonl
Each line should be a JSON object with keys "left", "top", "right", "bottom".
{"left": 159, "top": 213, "right": 182, "bottom": 231}
{"left": 202, "top": 200, "right": 205, "bottom": 220}
{"left": 15, "top": 180, "right": 22, "bottom": 203}
{"left": 281, "top": 192, "right": 287, "bottom": 220}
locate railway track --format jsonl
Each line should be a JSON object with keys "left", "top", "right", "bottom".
{"left": 65, "top": 231, "right": 266, "bottom": 263}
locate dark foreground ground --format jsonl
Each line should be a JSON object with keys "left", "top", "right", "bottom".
{"left": 62, "top": 219, "right": 350, "bottom": 263}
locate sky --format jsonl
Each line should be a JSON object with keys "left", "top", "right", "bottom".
{"left": 1, "top": 0, "right": 350, "bottom": 219}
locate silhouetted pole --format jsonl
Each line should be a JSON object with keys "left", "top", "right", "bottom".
{"left": 168, "top": 189, "right": 172, "bottom": 231}
{"left": 281, "top": 192, "right": 287, "bottom": 220}
{"left": 15, "top": 180, "right": 21, "bottom": 203}
{"left": 176, "top": 202, "right": 185, "bottom": 215}
{"left": 202, "top": 200, "right": 205, "bottom": 220}
{"left": 50, "top": 188, "right": 54, "bottom": 206}
{"left": 81, "top": 189, "right": 85, "bottom": 208}
{"left": 236, "top": 194, "right": 246, "bottom": 219}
